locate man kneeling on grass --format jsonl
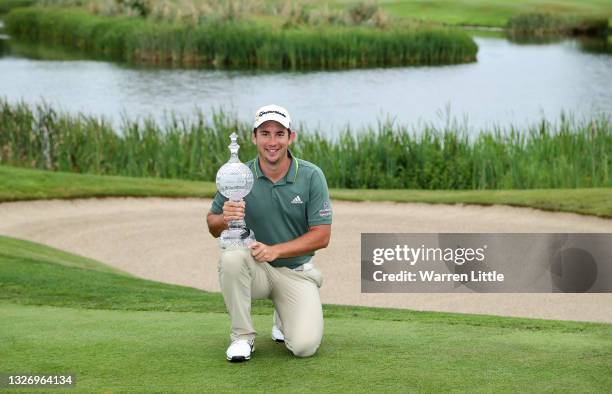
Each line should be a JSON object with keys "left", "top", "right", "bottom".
{"left": 206, "top": 104, "right": 333, "bottom": 362}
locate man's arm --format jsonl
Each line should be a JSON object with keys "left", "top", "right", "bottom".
{"left": 206, "top": 211, "right": 227, "bottom": 238}
{"left": 250, "top": 224, "right": 331, "bottom": 262}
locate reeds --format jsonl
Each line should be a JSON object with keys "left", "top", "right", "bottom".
{"left": 1, "top": 100, "right": 609, "bottom": 190}
{"left": 5, "top": 7, "right": 478, "bottom": 69}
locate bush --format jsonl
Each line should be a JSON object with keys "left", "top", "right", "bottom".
{"left": 507, "top": 13, "right": 608, "bottom": 37}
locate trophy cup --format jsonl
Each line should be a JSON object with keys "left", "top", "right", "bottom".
{"left": 215, "top": 132, "right": 256, "bottom": 249}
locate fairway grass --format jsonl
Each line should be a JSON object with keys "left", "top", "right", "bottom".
{"left": 0, "top": 164, "right": 215, "bottom": 201}
{"left": 341, "top": 0, "right": 612, "bottom": 28}
{"left": 1, "top": 165, "right": 611, "bottom": 218}
{"left": 1, "top": 236, "right": 611, "bottom": 392}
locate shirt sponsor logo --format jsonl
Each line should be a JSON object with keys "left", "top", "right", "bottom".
{"left": 319, "top": 201, "right": 332, "bottom": 217}
{"left": 291, "top": 195, "right": 303, "bottom": 204}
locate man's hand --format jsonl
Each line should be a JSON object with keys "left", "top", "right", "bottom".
{"left": 223, "top": 200, "right": 245, "bottom": 225}
{"left": 250, "top": 241, "right": 280, "bottom": 263}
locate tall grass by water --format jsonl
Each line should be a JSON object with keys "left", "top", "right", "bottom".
{"left": 0, "top": 100, "right": 610, "bottom": 190}
{"left": 4, "top": 7, "right": 478, "bottom": 69}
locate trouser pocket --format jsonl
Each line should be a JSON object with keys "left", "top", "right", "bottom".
{"left": 306, "top": 267, "right": 323, "bottom": 288}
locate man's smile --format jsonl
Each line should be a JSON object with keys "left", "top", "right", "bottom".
{"left": 265, "top": 147, "right": 281, "bottom": 157}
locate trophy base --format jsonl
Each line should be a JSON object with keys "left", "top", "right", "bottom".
{"left": 219, "top": 227, "right": 256, "bottom": 250}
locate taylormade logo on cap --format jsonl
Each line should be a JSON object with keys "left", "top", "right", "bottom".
{"left": 253, "top": 104, "right": 292, "bottom": 130}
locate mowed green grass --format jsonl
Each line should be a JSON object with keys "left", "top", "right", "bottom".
{"left": 0, "top": 164, "right": 215, "bottom": 201}
{"left": 2, "top": 165, "right": 611, "bottom": 218}
{"left": 321, "top": 0, "right": 612, "bottom": 27}
{"left": 1, "top": 235, "right": 611, "bottom": 392}
{"left": 1, "top": 0, "right": 610, "bottom": 29}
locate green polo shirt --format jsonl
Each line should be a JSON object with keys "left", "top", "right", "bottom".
{"left": 211, "top": 152, "right": 332, "bottom": 269}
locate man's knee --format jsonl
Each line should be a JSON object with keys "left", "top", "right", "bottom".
{"left": 287, "top": 335, "right": 321, "bottom": 358}
{"left": 219, "top": 249, "right": 249, "bottom": 276}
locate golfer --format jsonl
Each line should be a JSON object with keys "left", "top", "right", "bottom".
{"left": 207, "top": 104, "right": 332, "bottom": 362}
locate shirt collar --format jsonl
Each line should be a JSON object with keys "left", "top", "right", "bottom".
{"left": 252, "top": 156, "right": 265, "bottom": 179}
{"left": 286, "top": 150, "right": 299, "bottom": 183}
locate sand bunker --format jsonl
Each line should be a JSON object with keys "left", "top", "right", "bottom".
{"left": 1, "top": 198, "right": 611, "bottom": 323}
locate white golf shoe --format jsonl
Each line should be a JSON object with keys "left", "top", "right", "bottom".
{"left": 271, "top": 325, "right": 285, "bottom": 343}
{"left": 226, "top": 339, "right": 255, "bottom": 362}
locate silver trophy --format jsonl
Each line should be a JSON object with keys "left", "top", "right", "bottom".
{"left": 215, "top": 132, "right": 256, "bottom": 249}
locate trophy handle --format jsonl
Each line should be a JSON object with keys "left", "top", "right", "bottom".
{"left": 228, "top": 196, "right": 246, "bottom": 230}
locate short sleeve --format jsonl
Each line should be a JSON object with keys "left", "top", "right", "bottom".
{"left": 307, "top": 168, "right": 332, "bottom": 226}
{"left": 210, "top": 191, "right": 228, "bottom": 214}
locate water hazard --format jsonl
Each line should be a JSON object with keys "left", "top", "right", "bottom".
{"left": 1, "top": 34, "right": 611, "bottom": 135}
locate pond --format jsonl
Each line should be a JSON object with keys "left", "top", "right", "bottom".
{"left": 1, "top": 32, "right": 611, "bottom": 136}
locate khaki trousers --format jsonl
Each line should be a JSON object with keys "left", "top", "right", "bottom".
{"left": 218, "top": 248, "right": 324, "bottom": 358}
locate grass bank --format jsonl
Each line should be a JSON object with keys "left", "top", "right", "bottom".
{"left": 2, "top": 165, "right": 611, "bottom": 217}
{"left": 1, "top": 235, "right": 611, "bottom": 392}
{"left": 3, "top": 0, "right": 610, "bottom": 29}
{"left": 1, "top": 100, "right": 610, "bottom": 190}
{"left": 356, "top": 0, "right": 612, "bottom": 28}
{"left": 4, "top": 6, "right": 477, "bottom": 69}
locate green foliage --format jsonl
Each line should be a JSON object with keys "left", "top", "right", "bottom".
{"left": 1, "top": 100, "right": 610, "bottom": 190}
{"left": 507, "top": 13, "right": 608, "bottom": 37}
{"left": 4, "top": 7, "right": 478, "bottom": 69}
{"left": 0, "top": 0, "right": 35, "bottom": 14}
{"left": 124, "top": 0, "right": 150, "bottom": 17}
{"left": 347, "top": 1, "right": 380, "bottom": 25}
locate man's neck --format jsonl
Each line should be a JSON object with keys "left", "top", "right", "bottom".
{"left": 259, "top": 154, "right": 291, "bottom": 183}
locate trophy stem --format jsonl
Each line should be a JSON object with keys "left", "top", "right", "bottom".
{"left": 229, "top": 218, "right": 246, "bottom": 229}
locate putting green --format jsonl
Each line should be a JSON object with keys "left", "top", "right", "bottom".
{"left": 1, "top": 236, "right": 611, "bottom": 392}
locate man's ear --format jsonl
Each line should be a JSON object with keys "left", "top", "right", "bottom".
{"left": 289, "top": 130, "right": 296, "bottom": 144}
{"left": 252, "top": 130, "right": 257, "bottom": 145}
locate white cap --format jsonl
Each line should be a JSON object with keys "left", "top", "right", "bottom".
{"left": 253, "top": 104, "right": 291, "bottom": 130}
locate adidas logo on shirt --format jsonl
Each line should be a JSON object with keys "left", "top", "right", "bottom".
{"left": 291, "top": 195, "right": 303, "bottom": 204}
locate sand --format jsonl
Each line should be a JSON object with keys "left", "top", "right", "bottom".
{"left": 1, "top": 198, "right": 611, "bottom": 323}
